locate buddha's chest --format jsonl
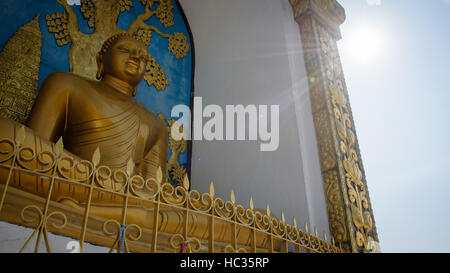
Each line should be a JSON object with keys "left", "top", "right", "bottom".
{"left": 69, "top": 89, "right": 138, "bottom": 123}
{"left": 64, "top": 94, "right": 151, "bottom": 166}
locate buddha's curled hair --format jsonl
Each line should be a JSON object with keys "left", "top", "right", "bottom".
{"left": 98, "top": 32, "right": 150, "bottom": 61}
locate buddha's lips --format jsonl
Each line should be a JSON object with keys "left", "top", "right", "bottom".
{"left": 126, "top": 60, "right": 139, "bottom": 69}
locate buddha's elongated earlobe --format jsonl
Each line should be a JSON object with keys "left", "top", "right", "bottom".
{"left": 96, "top": 66, "right": 104, "bottom": 80}
{"left": 96, "top": 52, "right": 104, "bottom": 80}
{"left": 132, "top": 87, "right": 137, "bottom": 96}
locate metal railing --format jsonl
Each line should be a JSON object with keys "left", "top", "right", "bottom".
{"left": 0, "top": 126, "right": 342, "bottom": 253}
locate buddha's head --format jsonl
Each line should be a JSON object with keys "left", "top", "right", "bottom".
{"left": 96, "top": 33, "right": 150, "bottom": 95}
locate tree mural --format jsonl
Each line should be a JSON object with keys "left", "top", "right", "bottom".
{"left": 46, "top": 0, "right": 189, "bottom": 91}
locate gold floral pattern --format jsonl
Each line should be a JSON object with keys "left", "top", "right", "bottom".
{"left": 156, "top": 0, "right": 175, "bottom": 27}
{"left": 157, "top": 114, "right": 188, "bottom": 187}
{"left": 317, "top": 24, "right": 377, "bottom": 252}
{"left": 290, "top": 0, "right": 378, "bottom": 252}
{"left": 144, "top": 55, "right": 169, "bottom": 91}
{"left": 81, "top": 0, "right": 95, "bottom": 28}
{"left": 135, "top": 27, "right": 152, "bottom": 46}
{"left": 170, "top": 164, "right": 187, "bottom": 185}
{"left": 46, "top": 13, "right": 71, "bottom": 46}
{"left": 168, "top": 32, "right": 190, "bottom": 59}
{"left": 119, "top": 0, "right": 133, "bottom": 12}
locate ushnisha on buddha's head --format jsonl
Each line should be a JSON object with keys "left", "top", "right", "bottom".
{"left": 96, "top": 33, "right": 150, "bottom": 96}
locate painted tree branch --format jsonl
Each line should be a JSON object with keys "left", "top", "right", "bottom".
{"left": 56, "top": 0, "right": 81, "bottom": 39}
{"left": 45, "top": 0, "right": 189, "bottom": 88}
{"left": 128, "top": 4, "right": 156, "bottom": 33}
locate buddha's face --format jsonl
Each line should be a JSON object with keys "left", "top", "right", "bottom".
{"left": 100, "top": 37, "right": 149, "bottom": 86}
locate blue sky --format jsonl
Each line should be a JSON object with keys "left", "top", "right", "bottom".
{"left": 337, "top": 0, "right": 450, "bottom": 252}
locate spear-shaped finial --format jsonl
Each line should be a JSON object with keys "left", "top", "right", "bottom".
{"left": 249, "top": 196, "right": 254, "bottom": 210}
{"left": 55, "top": 137, "right": 64, "bottom": 156}
{"left": 92, "top": 146, "right": 101, "bottom": 167}
{"left": 183, "top": 174, "right": 190, "bottom": 190}
{"left": 293, "top": 217, "right": 297, "bottom": 229}
{"left": 156, "top": 166, "right": 163, "bottom": 185}
{"left": 230, "top": 190, "right": 236, "bottom": 204}
{"left": 126, "top": 158, "right": 134, "bottom": 176}
{"left": 266, "top": 204, "right": 271, "bottom": 217}
{"left": 209, "top": 181, "right": 215, "bottom": 198}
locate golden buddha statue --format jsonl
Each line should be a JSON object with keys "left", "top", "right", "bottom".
{"left": 28, "top": 32, "right": 167, "bottom": 178}
{"left": 0, "top": 32, "right": 168, "bottom": 205}
{"left": 0, "top": 33, "right": 282, "bottom": 252}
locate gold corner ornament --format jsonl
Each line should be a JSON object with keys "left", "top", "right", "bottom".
{"left": 45, "top": 0, "right": 189, "bottom": 91}
{"left": 289, "top": 0, "right": 378, "bottom": 253}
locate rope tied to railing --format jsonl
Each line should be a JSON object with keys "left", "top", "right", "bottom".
{"left": 119, "top": 224, "right": 126, "bottom": 253}
{"left": 179, "top": 240, "right": 191, "bottom": 253}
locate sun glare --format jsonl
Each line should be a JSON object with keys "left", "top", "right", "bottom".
{"left": 344, "top": 26, "right": 384, "bottom": 63}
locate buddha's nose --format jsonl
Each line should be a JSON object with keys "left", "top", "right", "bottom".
{"left": 129, "top": 50, "right": 140, "bottom": 61}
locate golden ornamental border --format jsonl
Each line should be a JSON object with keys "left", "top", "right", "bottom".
{"left": 289, "top": 0, "right": 379, "bottom": 253}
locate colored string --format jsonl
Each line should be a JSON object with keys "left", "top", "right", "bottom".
{"left": 180, "top": 240, "right": 190, "bottom": 253}
{"left": 119, "top": 224, "right": 126, "bottom": 253}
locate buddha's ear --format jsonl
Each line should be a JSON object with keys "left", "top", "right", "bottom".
{"left": 96, "top": 52, "right": 104, "bottom": 80}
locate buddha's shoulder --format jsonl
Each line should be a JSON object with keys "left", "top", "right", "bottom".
{"left": 43, "top": 71, "right": 95, "bottom": 89}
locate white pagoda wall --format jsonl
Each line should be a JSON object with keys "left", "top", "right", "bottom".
{"left": 179, "top": 0, "right": 330, "bottom": 236}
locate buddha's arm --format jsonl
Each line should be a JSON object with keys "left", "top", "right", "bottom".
{"left": 27, "top": 72, "right": 70, "bottom": 142}
{"left": 138, "top": 123, "right": 168, "bottom": 182}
